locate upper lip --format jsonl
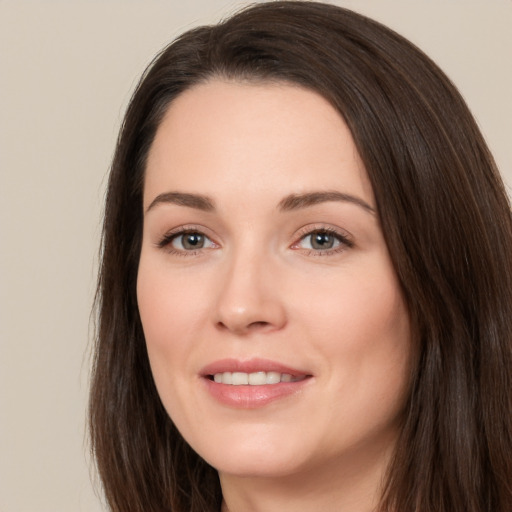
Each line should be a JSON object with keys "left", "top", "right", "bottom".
{"left": 200, "top": 358, "right": 311, "bottom": 377}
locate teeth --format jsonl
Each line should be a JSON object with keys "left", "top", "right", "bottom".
{"left": 211, "top": 371, "right": 303, "bottom": 385}
{"left": 232, "top": 372, "right": 249, "bottom": 385}
{"left": 248, "top": 371, "right": 266, "bottom": 385}
{"left": 265, "top": 371, "right": 281, "bottom": 384}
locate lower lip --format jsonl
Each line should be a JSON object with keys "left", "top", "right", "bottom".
{"left": 203, "top": 377, "right": 311, "bottom": 409}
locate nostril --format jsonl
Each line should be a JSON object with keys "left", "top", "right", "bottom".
{"left": 216, "top": 320, "right": 230, "bottom": 330}
{"left": 215, "top": 319, "right": 271, "bottom": 334}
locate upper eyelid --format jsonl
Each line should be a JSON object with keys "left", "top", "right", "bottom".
{"left": 160, "top": 224, "right": 213, "bottom": 238}
{"left": 156, "top": 225, "right": 215, "bottom": 248}
{"left": 294, "top": 225, "right": 353, "bottom": 243}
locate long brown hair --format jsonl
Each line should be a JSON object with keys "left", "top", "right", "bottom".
{"left": 89, "top": 2, "right": 512, "bottom": 511}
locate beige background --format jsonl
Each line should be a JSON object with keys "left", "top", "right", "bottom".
{"left": 0, "top": 1, "right": 510, "bottom": 511}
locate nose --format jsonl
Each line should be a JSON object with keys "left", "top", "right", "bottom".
{"left": 213, "top": 249, "right": 287, "bottom": 335}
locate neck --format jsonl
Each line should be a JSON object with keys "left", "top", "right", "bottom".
{"left": 219, "top": 439, "right": 394, "bottom": 512}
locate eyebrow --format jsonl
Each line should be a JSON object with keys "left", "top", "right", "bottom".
{"left": 145, "top": 190, "right": 375, "bottom": 215}
{"left": 278, "top": 191, "right": 375, "bottom": 214}
{"left": 146, "top": 192, "right": 215, "bottom": 214}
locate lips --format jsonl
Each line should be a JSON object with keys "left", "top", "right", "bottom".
{"left": 200, "top": 358, "right": 312, "bottom": 408}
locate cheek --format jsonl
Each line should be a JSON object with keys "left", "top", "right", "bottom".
{"left": 136, "top": 257, "right": 201, "bottom": 395}
{"left": 293, "top": 261, "right": 411, "bottom": 408}
{"left": 295, "top": 261, "right": 409, "bottom": 347}
{"left": 136, "top": 266, "right": 205, "bottom": 443}
{"left": 137, "top": 255, "right": 208, "bottom": 345}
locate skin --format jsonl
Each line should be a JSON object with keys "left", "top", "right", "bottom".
{"left": 137, "top": 80, "right": 411, "bottom": 512}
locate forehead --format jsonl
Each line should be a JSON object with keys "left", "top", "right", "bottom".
{"left": 144, "top": 80, "right": 373, "bottom": 208}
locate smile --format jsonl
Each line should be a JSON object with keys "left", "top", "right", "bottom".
{"left": 201, "top": 358, "right": 313, "bottom": 408}
{"left": 211, "top": 371, "right": 306, "bottom": 385}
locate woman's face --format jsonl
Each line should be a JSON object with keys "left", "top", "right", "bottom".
{"left": 137, "top": 80, "right": 411, "bottom": 480}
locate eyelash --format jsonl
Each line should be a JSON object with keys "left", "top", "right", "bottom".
{"left": 157, "top": 225, "right": 353, "bottom": 257}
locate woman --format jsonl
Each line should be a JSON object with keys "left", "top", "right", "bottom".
{"left": 89, "top": 2, "right": 512, "bottom": 511}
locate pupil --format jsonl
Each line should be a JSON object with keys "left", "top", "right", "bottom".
{"left": 311, "top": 232, "right": 334, "bottom": 250}
{"left": 183, "top": 233, "right": 204, "bottom": 250}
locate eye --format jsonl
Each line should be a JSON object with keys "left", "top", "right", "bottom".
{"left": 302, "top": 231, "right": 339, "bottom": 250}
{"left": 158, "top": 229, "right": 217, "bottom": 253}
{"left": 292, "top": 228, "right": 353, "bottom": 254}
{"left": 172, "top": 232, "right": 211, "bottom": 250}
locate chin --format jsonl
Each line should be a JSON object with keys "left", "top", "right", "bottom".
{"left": 210, "top": 452, "right": 309, "bottom": 480}
{"left": 182, "top": 424, "right": 310, "bottom": 477}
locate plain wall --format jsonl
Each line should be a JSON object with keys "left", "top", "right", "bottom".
{"left": 0, "top": 1, "right": 510, "bottom": 511}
